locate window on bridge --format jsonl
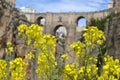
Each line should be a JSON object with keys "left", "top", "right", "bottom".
{"left": 77, "top": 17, "right": 87, "bottom": 32}
{"left": 54, "top": 25, "right": 67, "bottom": 40}
{"left": 37, "top": 17, "right": 45, "bottom": 26}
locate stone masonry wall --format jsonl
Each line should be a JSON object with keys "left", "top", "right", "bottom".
{"left": 105, "top": 13, "right": 120, "bottom": 59}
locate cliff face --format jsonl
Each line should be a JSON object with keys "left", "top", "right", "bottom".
{"left": 113, "top": 15, "right": 120, "bottom": 58}
{"left": 0, "top": 0, "right": 17, "bottom": 58}
{"left": 0, "top": 0, "right": 31, "bottom": 58}
{"left": 105, "top": 13, "right": 120, "bottom": 58}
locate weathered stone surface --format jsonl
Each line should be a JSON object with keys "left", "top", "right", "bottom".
{"left": 0, "top": 0, "right": 31, "bottom": 58}
{"left": 0, "top": 0, "right": 15, "bottom": 58}
{"left": 105, "top": 14, "right": 120, "bottom": 59}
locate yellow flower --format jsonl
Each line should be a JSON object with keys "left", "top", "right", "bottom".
{"left": 10, "top": 58, "right": 28, "bottom": 80}
{"left": 6, "top": 42, "right": 12, "bottom": 46}
{"left": 98, "top": 76, "right": 104, "bottom": 80}
{"left": 70, "top": 41, "right": 85, "bottom": 58}
{"left": 25, "top": 52, "right": 34, "bottom": 60}
{"left": 8, "top": 47, "right": 14, "bottom": 52}
{"left": 61, "top": 53, "right": 68, "bottom": 59}
{"left": 6, "top": 42, "right": 14, "bottom": 53}
{"left": 27, "top": 39, "right": 31, "bottom": 45}
{"left": 0, "top": 60, "right": 7, "bottom": 80}
{"left": 83, "top": 26, "right": 106, "bottom": 47}
{"left": 97, "top": 40, "right": 103, "bottom": 45}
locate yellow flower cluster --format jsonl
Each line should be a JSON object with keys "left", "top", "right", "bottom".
{"left": 61, "top": 53, "right": 68, "bottom": 59}
{"left": 34, "top": 34, "right": 56, "bottom": 52}
{"left": 9, "top": 58, "right": 28, "bottom": 80}
{"left": 83, "top": 26, "right": 106, "bottom": 47}
{"left": 67, "top": 26, "right": 108, "bottom": 80}
{"left": 25, "top": 52, "right": 34, "bottom": 60}
{"left": 36, "top": 52, "right": 57, "bottom": 80}
{"left": 98, "top": 56, "right": 120, "bottom": 80}
{"left": 18, "top": 24, "right": 56, "bottom": 52}
{"left": 42, "top": 34, "right": 56, "bottom": 51}
{"left": 36, "top": 53, "right": 48, "bottom": 78}
{"left": 64, "top": 64, "right": 98, "bottom": 80}
{"left": 18, "top": 24, "right": 43, "bottom": 46}
{"left": 70, "top": 41, "right": 85, "bottom": 58}
{"left": 0, "top": 60, "right": 7, "bottom": 80}
{"left": 5, "top": 42, "right": 14, "bottom": 53}
{"left": 64, "top": 63, "right": 78, "bottom": 80}
{"left": 18, "top": 24, "right": 57, "bottom": 79}
{"left": 17, "top": 24, "right": 28, "bottom": 35}
{"left": 78, "top": 64, "right": 98, "bottom": 79}
{"left": 88, "top": 57, "right": 98, "bottom": 64}
{"left": 6, "top": 42, "right": 12, "bottom": 46}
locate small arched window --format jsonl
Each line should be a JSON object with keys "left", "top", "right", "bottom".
{"left": 37, "top": 17, "right": 45, "bottom": 26}
{"left": 54, "top": 25, "right": 67, "bottom": 40}
{"left": 77, "top": 17, "right": 87, "bottom": 27}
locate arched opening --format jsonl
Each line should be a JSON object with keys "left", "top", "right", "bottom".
{"left": 54, "top": 25, "right": 67, "bottom": 40}
{"left": 37, "top": 17, "right": 45, "bottom": 26}
{"left": 77, "top": 17, "right": 87, "bottom": 27}
{"left": 76, "top": 17, "right": 87, "bottom": 32}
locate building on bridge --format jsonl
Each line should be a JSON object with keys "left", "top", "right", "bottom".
{"left": 20, "top": 7, "right": 37, "bottom": 13}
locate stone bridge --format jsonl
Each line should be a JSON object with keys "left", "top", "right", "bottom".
{"left": 24, "top": 9, "right": 111, "bottom": 41}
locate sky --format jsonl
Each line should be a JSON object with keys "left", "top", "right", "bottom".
{"left": 16, "top": 0, "right": 112, "bottom": 12}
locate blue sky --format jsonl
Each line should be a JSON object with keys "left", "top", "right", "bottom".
{"left": 16, "top": 0, "right": 112, "bottom": 12}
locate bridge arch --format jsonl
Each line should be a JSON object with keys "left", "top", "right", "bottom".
{"left": 75, "top": 16, "right": 87, "bottom": 32}
{"left": 53, "top": 25, "right": 67, "bottom": 39}
{"left": 37, "top": 16, "right": 46, "bottom": 26}
{"left": 77, "top": 16, "right": 87, "bottom": 27}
